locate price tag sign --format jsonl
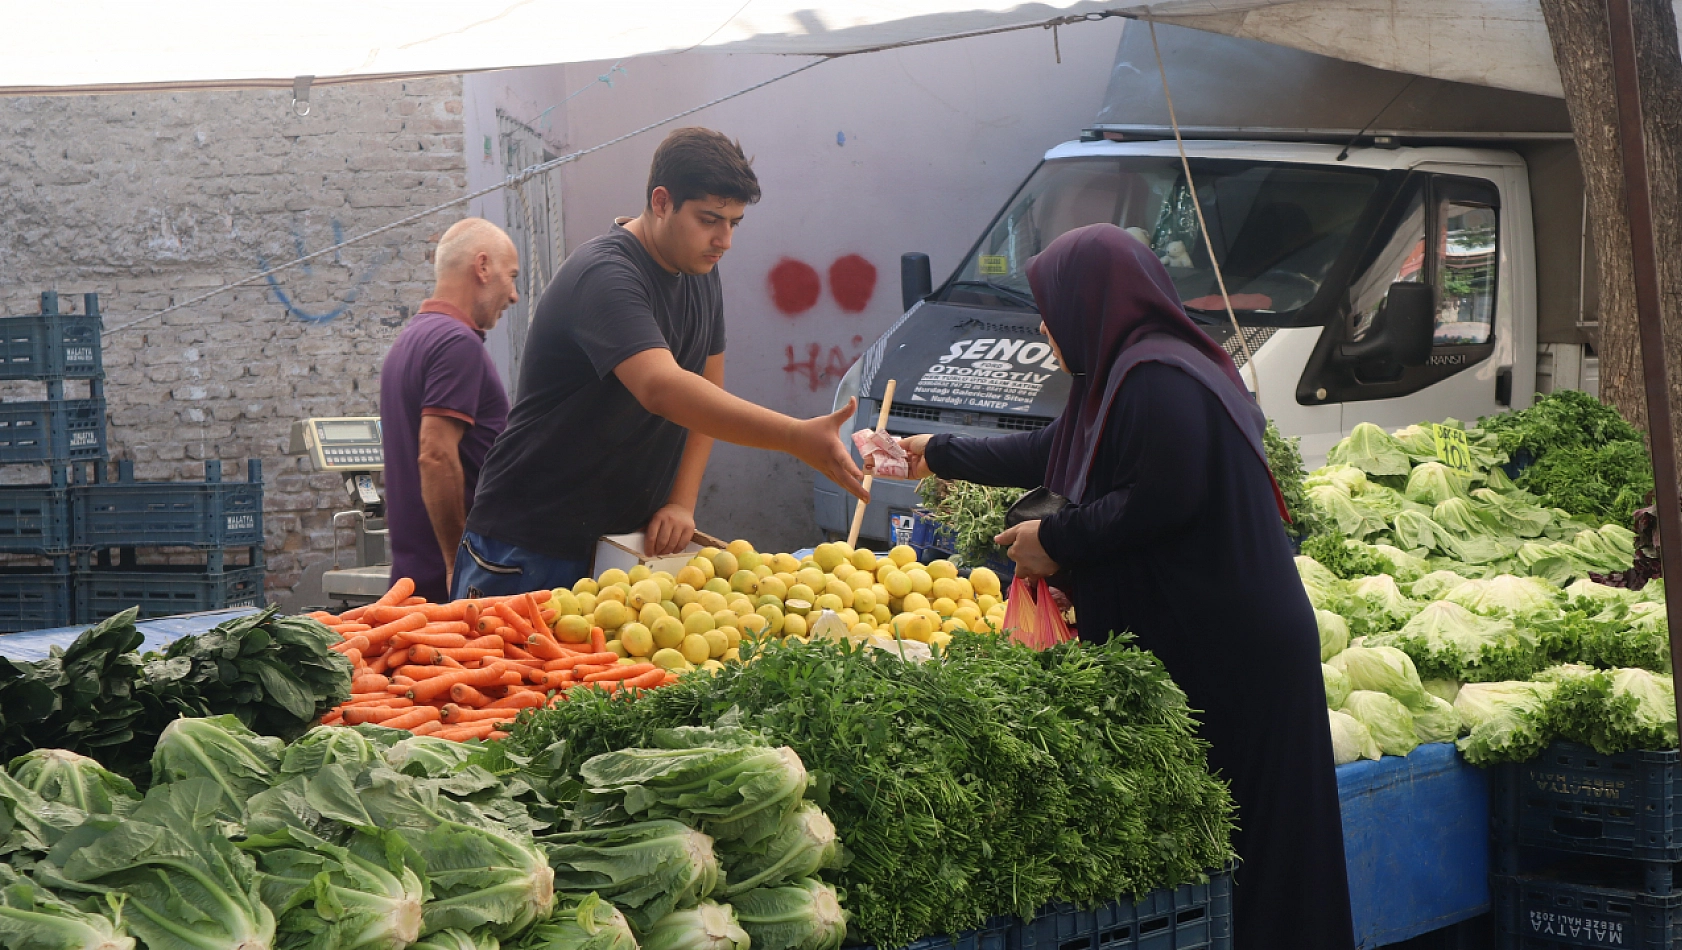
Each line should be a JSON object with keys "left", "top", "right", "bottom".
{"left": 1432, "top": 423, "right": 1476, "bottom": 474}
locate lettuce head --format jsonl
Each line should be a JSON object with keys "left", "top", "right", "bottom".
{"left": 1341, "top": 691, "right": 1419, "bottom": 757}
{"left": 1328, "top": 710, "right": 1382, "bottom": 765}
{"left": 1327, "top": 645, "right": 1431, "bottom": 708}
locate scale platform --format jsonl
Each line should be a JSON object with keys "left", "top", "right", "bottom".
{"left": 322, "top": 564, "right": 394, "bottom": 604}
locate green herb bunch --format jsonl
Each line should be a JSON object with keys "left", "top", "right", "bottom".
{"left": 1265, "top": 421, "right": 1328, "bottom": 543}
{"left": 915, "top": 478, "right": 1025, "bottom": 568}
{"left": 503, "top": 634, "right": 1236, "bottom": 948}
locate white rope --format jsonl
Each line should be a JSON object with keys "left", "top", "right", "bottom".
{"left": 1147, "top": 17, "right": 1262, "bottom": 401}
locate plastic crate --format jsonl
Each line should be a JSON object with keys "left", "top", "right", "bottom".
{"left": 1493, "top": 874, "right": 1682, "bottom": 949}
{"left": 0, "top": 397, "right": 105, "bottom": 463}
{"left": 1014, "top": 871, "right": 1233, "bottom": 950}
{"left": 0, "top": 566, "right": 74, "bottom": 632}
{"left": 0, "top": 293, "right": 103, "bottom": 380}
{"left": 74, "top": 563, "right": 265, "bottom": 621}
{"left": 73, "top": 460, "right": 262, "bottom": 550}
{"left": 1492, "top": 741, "right": 1682, "bottom": 865}
{"left": 867, "top": 917, "right": 1014, "bottom": 950}
{"left": 0, "top": 486, "right": 72, "bottom": 553}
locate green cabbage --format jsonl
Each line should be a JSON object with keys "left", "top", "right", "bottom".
{"left": 414, "top": 930, "right": 500, "bottom": 950}
{"left": 1409, "top": 694, "right": 1462, "bottom": 744}
{"left": 1328, "top": 423, "right": 1413, "bottom": 477}
{"left": 1453, "top": 681, "right": 1556, "bottom": 765}
{"left": 574, "top": 727, "right": 809, "bottom": 847}
{"left": 1295, "top": 557, "right": 1346, "bottom": 613}
{"left": 1340, "top": 691, "right": 1418, "bottom": 756}
{"left": 0, "top": 865, "right": 133, "bottom": 950}
{"left": 148, "top": 716, "right": 283, "bottom": 820}
{"left": 719, "top": 801, "right": 841, "bottom": 896}
{"left": 1345, "top": 575, "right": 1422, "bottom": 634}
{"left": 1469, "top": 488, "right": 1552, "bottom": 538}
{"left": 639, "top": 903, "right": 749, "bottom": 950}
{"left": 1305, "top": 464, "right": 1371, "bottom": 494}
{"left": 1423, "top": 680, "right": 1462, "bottom": 705}
{"left": 383, "top": 735, "right": 480, "bottom": 778}
{"left": 510, "top": 895, "right": 637, "bottom": 950}
{"left": 544, "top": 820, "right": 722, "bottom": 931}
{"left": 9, "top": 750, "right": 138, "bottom": 817}
{"left": 277, "top": 726, "right": 382, "bottom": 777}
{"left": 1327, "top": 645, "right": 1431, "bottom": 708}
{"left": 1315, "top": 611, "right": 1350, "bottom": 662}
{"left": 1433, "top": 498, "right": 1491, "bottom": 538}
{"left": 1323, "top": 664, "right": 1350, "bottom": 710}
{"left": 1309, "top": 485, "right": 1388, "bottom": 539}
{"left": 1328, "top": 710, "right": 1382, "bottom": 765}
{"left": 731, "top": 879, "right": 849, "bottom": 950}
{"left": 252, "top": 827, "right": 426, "bottom": 950}
{"left": 1371, "top": 601, "right": 1542, "bottom": 684}
{"left": 1443, "top": 575, "right": 1563, "bottom": 621}
{"left": 1405, "top": 463, "right": 1473, "bottom": 505}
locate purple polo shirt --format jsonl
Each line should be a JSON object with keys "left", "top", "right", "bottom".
{"left": 379, "top": 299, "right": 509, "bottom": 601}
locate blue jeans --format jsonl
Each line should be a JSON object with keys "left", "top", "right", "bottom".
{"left": 451, "top": 530, "right": 591, "bottom": 599}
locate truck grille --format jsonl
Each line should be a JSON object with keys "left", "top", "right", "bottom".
{"left": 888, "top": 403, "right": 1053, "bottom": 432}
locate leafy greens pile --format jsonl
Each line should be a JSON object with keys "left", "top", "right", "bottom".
{"left": 500, "top": 632, "right": 1236, "bottom": 949}
{"left": 915, "top": 477, "right": 1024, "bottom": 569}
{"left": 0, "top": 607, "right": 352, "bottom": 782}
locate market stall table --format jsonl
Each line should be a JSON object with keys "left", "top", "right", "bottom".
{"left": 1338, "top": 743, "right": 1490, "bottom": 948}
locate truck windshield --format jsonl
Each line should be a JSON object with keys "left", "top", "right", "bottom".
{"left": 949, "top": 157, "right": 1382, "bottom": 321}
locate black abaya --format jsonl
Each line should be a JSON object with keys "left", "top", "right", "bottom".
{"left": 927, "top": 362, "right": 1355, "bottom": 950}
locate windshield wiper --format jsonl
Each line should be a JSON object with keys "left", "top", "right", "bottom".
{"left": 946, "top": 279, "right": 1038, "bottom": 310}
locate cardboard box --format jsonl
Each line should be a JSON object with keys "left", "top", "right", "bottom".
{"left": 592, "top": 529, "right": 727, "bottom": 578}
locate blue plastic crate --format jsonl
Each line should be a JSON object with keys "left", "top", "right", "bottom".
{"left": 1493, "top": 874, "right": 1682, "bottom": 949}
{"left": 74, "top": 563, "right": 265, "bottom": 621}
{"left": 0, "top": 567, "right": 74, "bottom": 632}
{"left": 73, "top": 460, "right": 262, "bottom": 550}
{"left": 0, "top": 293, "right": 103, "bottom": 380}
{"left": 0, "top": 398, "right": 105, "bottom": 463}
{"left": 0, "top": 486, "right": 71, "bottom": 553}
{"left": 1492, "top": 742, "right": 1682, "bottom": 864}
{"left": 1014, "top": 871, "right": 1233, "bottom": 950}
{"left": 909, "top": 508, "right": 1015, "bottom": 583}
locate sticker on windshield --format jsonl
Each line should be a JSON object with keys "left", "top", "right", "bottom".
{"left": 978, "top": 255, "right": 1009, "bottom": 275}
{"left": 910, "top": 336, "right": 1060, "bottom": 412}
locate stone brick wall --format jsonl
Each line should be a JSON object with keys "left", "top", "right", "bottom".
{"left": 0, "top": 77, "right": 468, "bottom": 606}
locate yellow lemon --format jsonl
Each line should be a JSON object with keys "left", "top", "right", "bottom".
{"left": 927, "top": 559, "right": 959, "bottom": 581}
{"left": 652, "top": 616, "right": 687, "bottom": 650}
{"left": 902, "top": 592, "right": 931, "bottom": 614}
{"left": 756, "top": 604, "right": 785, "bottom": 634}
{"left": 739, "top": 613, "right": 770, "bottom": 638}
{"left": 698, "top": 546, "right": 721, "bottom": 559}
{"left": 680, "top": 602, "right": 704, "bottom": 620}
{"left": 814, "top": 593, "right": 845, "bottom": 613}
{"left": 673, "top": 584, "right": 700, "bottom": 607}
{"left": 739, "top": 551, "right": 765, "bottom": 572}
{"left": 727, "top": 596, "right": 755, "bottom": 618}
{"left": 549, "top": 589, "right": 581, "bottom": 617}
{"left": 832, "top": 561, "right": 856, "bottom": 581}
{"left": 596, "top": 585, "right": 627, "bottom": 605}
{"left": 572, "top": 577, "right": 599, "bottom": 596}
{"left": 846, "top": 571, "right": 873, "bottom": 592}
{"left": 929, "top": 631, "right": 954, "bottom": 649}
{"left": 703, "top": 629, "right": 729, "bottom": 658}
{"left": 628, "top": 564, "right": 652, "bottom": 583}
{"left": 895, "top": 614, "right": 933, "bottom": 643}
{"left": 724, "top": 627, "right": 742, "bottom": 649}
{"left": 726, "top": 539, "right": 757, "bottom": 558}
{"left": 931, "top": 597, "right": 958, "bottom": 617}
{"left": 689, "top": 556, "right": 717, "bottom": 580}
{"left": 851, "top": 548, "right": 879, "bottom": 572}
{"left": 593, "top": 600, "right": 629, "bottom": 631}
{"left": 850, "top": 622, "right": 876, "bottom": 640}
{"left": 675, "top": 565, "right": 707, "bottom": 589}
{"left": 796, "top": 567, "right": 827, "bottom": 591}
{"left": 851, "top": 588, "right": 878, "bottom": 614}
{"left": 576, "top": 592, "right": 597, "bottom": 615}
{"left": 782, "top": 614, "right": 808, "bottom": 637}
{"left": 753, "top": 564, "right": 773, "bottom": 578}
{"left": 931, "top": 577, "right": 962, "bottom": 602}
{"left": 599, "top": 568, "right": 630, "bottom": 588}
{"left": 712, "top": 551, "right": 740, "bottom": 579}
{"left": 942, "top": 617, "right": 969, "bottom": 633}
{"left": 813, "top": 543, "right": 846, "bottom": 572}
{"left": 653, "top": 648, "right": 688, "bottom": 671}
{"left": 729, "top": 570, "right": 759, "bottom": 595}
{"left": 638, "top": 603, "right": 667, "bottom": 628}
{"left": 723, "top": 647, "right": 740, "bottom": 662}
{"left": 889, "top": 544, "right": 918, "bottom": 567}
{"left": 662, "top": 600, "right": 681, "bottom": 619}
{"left": 838, "top": 608, "right": 860, "bottom": 627}
{"left": 956, "top": 577, "right": 975, "bottom": 601}
{"left": 620, "top": 623, "right": 654, "bottom": 657}
{"left": 969, "top": 567, "right": 1002, "bottom": 597}
{"left": 756, "top": 576, "right": 788, "bottom": 600}
{"left": 907, "top": 569, "right": 934, "bottom": 595}
{"left": 712, "top": 609, "right": 740, "bottom": 630}
{"left": 978, "top": 593, "right": 1001, "bottom": 613}
{"left": 680, "top": 634, "right": 712, "bottom": 665}
{"left": 605, "top": 639, "right": 629, "bottom": 658}
{"left": 554, "top": 615, "right": 592, "bottom": 644}
{"left": 702, "top": 578, "right": 731, "bottom": 596}
{"left": 683, "top": 611, "right": 717, "bottom": 635}
{"left": 653, "top": 572, "right": 677, "bottom": 599}
{"left": 872, "top": 604, "right": 893, "bottom": 624}
{"left": 823, "top": 578, "right": 855, "bottom": 607}
{"left": 787, "top": 583, "right": 817, "bottom": 604}
{"left": 882, "top": 571, "right": 913, "bottom": 599}
{"left": 770, "top": 552, "right": 802, "bottom": 573}
{"left": 698, "top": 590, "right": 729, "bottom": 614}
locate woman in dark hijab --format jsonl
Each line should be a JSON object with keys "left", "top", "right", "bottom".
{"left": 894, "top": 224, "right": 1354, "bottom": 950}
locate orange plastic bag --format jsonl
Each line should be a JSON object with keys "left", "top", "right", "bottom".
{"left": 1000, "top": 576, "right": 1074, "bottom": 650}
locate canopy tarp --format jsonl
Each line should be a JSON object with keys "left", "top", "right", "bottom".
{"left": 0, "top": 0, "right": 1633, "bottom": 99}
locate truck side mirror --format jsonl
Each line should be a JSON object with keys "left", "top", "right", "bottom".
{"left": 1339, "top": 282, "right": 1434, "bottom": 367}
{"left": 901, "top": 253, "right": 932, "bottom": 311}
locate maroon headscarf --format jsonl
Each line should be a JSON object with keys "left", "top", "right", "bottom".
{"left": 1028, "top": 224, "right": 1287, "bottom": 517}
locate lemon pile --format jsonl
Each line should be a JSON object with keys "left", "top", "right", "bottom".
{"left": 544, "top": 539, "right": 1007, "bottom": 675}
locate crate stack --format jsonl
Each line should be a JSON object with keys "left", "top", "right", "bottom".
{"left": 1491, "top": 742, "right": 1682, "bottom": 949}
{"left": 0, "top": 292, "right": 265, "bottom": 633}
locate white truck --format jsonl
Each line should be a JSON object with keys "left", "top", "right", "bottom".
{"left": 815, "top": 21, "right": 1602, "bottom": 549}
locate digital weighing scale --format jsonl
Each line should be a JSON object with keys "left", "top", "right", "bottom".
{"left": 288, "top": 417, "right": 391, "bottom": 607}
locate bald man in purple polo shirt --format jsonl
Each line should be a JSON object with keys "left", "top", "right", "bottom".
{"left": 379, "top": 219, "right": 518, "bottom": 601}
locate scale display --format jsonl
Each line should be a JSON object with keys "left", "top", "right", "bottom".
{"left": 291, "top": 417, "right": 384, "bottom": 471}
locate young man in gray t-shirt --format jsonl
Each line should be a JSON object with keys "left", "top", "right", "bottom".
{"left": 459, "top": 128, "right": 865, "bottom": 596}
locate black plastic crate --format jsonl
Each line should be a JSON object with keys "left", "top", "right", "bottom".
{"left": 72, "top": 460, "right": 262, "bottom": 550}
{"left": 1492, "top": 742, "right": 1682, "bottom": 864}
{"left": 0, "top": 293, "right": 103, "bottom": 380}
{"left": 1493, "top": 874, "right": 1682, "bottom": 949}
{"left": 0, "top": 566, "right": 74, "bottom": 632}
{"left": 0, "top": 486, "right": 71, "bottom": 553}
{"left": 74, "top": 563, "right": 265, "bottom": 621}
{"left": 0, "top": 397, "right": 105, "bottom": 463}
{"left": 1014, "top": 872, "right": 1233, "bottom": 950}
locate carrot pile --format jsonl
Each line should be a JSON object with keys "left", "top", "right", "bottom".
{"left": 312, "top": 576, "right": 680, "bottom": 742}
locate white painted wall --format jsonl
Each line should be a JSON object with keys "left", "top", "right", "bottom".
{"left": 464, "top": 18, "right": 1124, "bottom": 552}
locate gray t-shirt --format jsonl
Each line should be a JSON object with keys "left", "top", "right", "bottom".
{"left": 468, "top": 224, "right": 725, "bottom": 559}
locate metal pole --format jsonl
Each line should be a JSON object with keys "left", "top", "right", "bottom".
{"left": 1604, "top": 0, "right": 1682, "bottom": 730}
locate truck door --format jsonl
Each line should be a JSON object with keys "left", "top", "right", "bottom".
{"left": 1296, "top": 174, "right": 1504, "bottom": 432}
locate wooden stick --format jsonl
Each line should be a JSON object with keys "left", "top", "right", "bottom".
{"left": 846, "top": 379, "right": 898, "bottom": 549}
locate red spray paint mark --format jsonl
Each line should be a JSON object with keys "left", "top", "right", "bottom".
{"left": 783, "top": 342, "right": 861, "bottom": 392}
{"left": 828, "top": 254, "right": 877, "bottom": 312}
{"left": 768, "top": 258, "right": 821, "bottom": 315}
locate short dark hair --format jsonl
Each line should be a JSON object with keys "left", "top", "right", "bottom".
{"left": 646, "top": 128, "right": 761, "bottom": 211}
